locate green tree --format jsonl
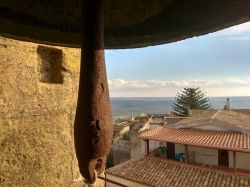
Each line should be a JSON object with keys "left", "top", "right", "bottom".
{"left": 172, "top": 87, "right": 211, "bottom": 117}
{"left": 106, "top": 151, "right": 114, "bottom": 169}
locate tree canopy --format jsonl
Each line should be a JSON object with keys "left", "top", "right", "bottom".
{"left": 172, "top": 87, "right": 211, "bottom": 117}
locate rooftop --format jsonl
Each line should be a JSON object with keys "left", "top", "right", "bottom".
{"left": 169, "top": 109, "right": 250, "bottom": 134}
{"left": 106, "top": 157, "right": 250, "bottom": 187}
{"left": 113, "top": 122, "right": 130, "bottom": 138}
{"left": 140, "top": 127, "right": 250, "bottom": 152}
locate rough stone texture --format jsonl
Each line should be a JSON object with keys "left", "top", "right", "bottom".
{"left": 112, "top": 138, "right": 131, "bottom": 166}
{"left": 0, "top": 36, "right": 104, "bottom": 187}
{"left": 112, "top": 132, "right": 144, "bottom": 166}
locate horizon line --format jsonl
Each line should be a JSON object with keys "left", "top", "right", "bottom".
{"left": 110, "top": 96, "right": 250, "bottom": 98}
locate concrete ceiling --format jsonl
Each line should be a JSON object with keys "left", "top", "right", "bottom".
{"left": 0, "top": 0, "right": 250, "bottom": 48}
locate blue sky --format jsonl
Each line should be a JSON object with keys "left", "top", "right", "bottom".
{"left": 105, "top": 22, "right": 250, "bottom": 97}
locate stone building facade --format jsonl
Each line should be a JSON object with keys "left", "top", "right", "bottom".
{"left": 112, "top": 117, "right": 150, "bottom": 165}
{"left": 0, "top": 37, "right": 103, "bottom": 186}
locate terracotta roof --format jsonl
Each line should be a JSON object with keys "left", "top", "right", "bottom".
{"left": 113, "top": 123, "right": 129, "bottom": 130}
{"left": 216, "top": 110, "right": 250, "bottom": 131}
{"left": 140, "top": 127, "right": 250, "bottom": 152}
{"left": 190, "top": 109, "right": 219, "bottom": 119}
{"left": 233, "top": 109, "right": 250, "bottom": 116}
{"left": 106, "top": 157, "right": 250, "bottom": 187}
{"left": 169, "top": 109, "right": 250, "bottom": 134}
{"left": 114, "top": 118, "right": 129, "bottom": 124}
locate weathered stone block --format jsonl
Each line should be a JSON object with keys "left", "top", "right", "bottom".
{"left": 0, "top": 36, "right": 103, "bottom": 186}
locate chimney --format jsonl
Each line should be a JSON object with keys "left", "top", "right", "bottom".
{"left": 224, "top": 98, "right": 231, "bottom": 111}
{"left": 131, "top": 112, "right": 135, "bottom": 121}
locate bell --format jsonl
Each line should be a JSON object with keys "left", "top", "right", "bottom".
{"left": 0, "top": 0, "right": 250, "bottom": 184}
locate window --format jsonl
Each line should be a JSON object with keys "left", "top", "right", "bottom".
{"left": 37, "top": 46, "right": 63, "bottom": 84}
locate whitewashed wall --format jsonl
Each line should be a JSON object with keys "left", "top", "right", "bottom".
{"left": 188, "top": 146, "right": 218, "bottom": 166}
{"left": 236, "top": 152, "right": 250, "bottom": 170}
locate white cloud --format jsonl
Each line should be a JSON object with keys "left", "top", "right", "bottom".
{"left": 108, "top": 77, "right": 250, "bottom": 97}
{"left": 108, "top": 79, "right": 148, "bottom": 89}
{"left": 225, "top": 77, "right": 250, "bottom": 86}
{"left": 108, "top": 77, "right": 250, "bottom": 90}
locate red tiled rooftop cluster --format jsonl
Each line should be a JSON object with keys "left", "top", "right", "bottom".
{"left": 140, "top": 128, "right": 250, "bottom": 152}
{"left": 106, "top": 157, "right": 250, "bottom": 187}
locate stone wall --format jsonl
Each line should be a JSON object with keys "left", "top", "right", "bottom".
{"left": 129, "top": 131, "right": 144, "bottom": 159}
{"left": 112, "top": 130, "right": 144, "bottom": 166}
{"left": 112, "top": 138, "right": 130, "bottom": 166}
{"left": 0, "top": 37, "right": 104, "bottom": 187}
